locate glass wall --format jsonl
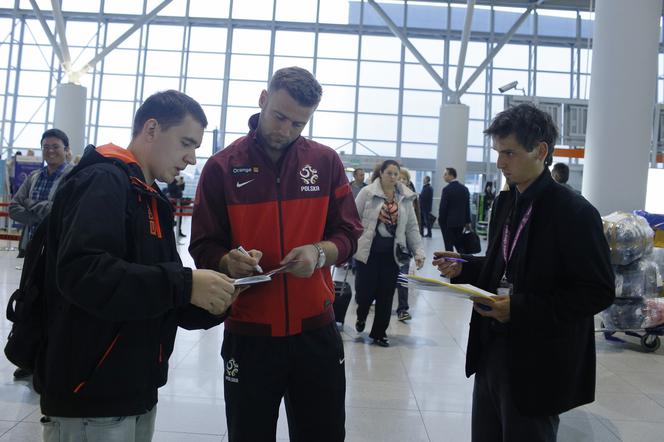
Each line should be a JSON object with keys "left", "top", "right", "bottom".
{"left": 0, "top": 0, "right": 659, "bottom": 190}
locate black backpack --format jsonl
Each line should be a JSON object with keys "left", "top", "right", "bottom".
{"left": 4, "top": 214, "right": 49, "bottom": 373}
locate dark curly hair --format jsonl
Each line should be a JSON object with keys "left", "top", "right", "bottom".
{"left": 484, "top": 103, "right": 559, "bottom": 167}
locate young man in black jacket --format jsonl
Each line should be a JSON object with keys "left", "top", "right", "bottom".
{"left": 419, "top": 175, "right": 433, "bottom": 237}
{"left": 438, "top": 167, "right": 471, "bottom": 251}
{"left": 38, "top": 90, "right": 237, "bottom": 442}
{"left": 435, "top": 104, "right": 615, "bottom": 442}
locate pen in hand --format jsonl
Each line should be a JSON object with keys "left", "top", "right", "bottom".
{"left": 238, "top": 246, "right": 263, "bottom": 273}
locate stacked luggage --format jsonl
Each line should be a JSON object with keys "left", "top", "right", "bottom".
{"left": 600, "top": 212, "right": 664, "bottom": 351}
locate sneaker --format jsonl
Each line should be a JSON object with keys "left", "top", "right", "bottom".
{"left": 397, "top": 311, "right": 412, "bottom": 322}
{"left": 355, "top": 320, "right": 365, "bottom": 333}
{"left": 13, "top": 367, "right": 32, "bottom": 379}
{"left": 373, "top": 337, "right": 390, "bottom": 347}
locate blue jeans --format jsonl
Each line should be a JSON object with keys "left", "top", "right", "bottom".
{"left": 41, "top": 405, "right": 157, "bottom": 442}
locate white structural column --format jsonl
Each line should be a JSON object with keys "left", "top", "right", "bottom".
{"left": 435, "top": 103, "right": 470, "bottom": 200}
{"left": 54, "top": 83, "right": 87, "bottom": 156}
{"left": 582, "top": 0, "right": 661, "bottom": 214}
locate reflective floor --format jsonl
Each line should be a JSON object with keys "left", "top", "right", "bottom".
{"left": 0, "top": 221, "right": 663, "bottom": 441}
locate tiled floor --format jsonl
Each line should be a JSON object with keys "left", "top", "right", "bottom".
{"left": 0, "top": 224, "right": 663, "bottom": 441}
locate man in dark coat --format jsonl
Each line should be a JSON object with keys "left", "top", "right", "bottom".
{"left": 434, "top": 103, "right": 615, "bottom": 442}
{"left": 419, "top": 175, "right": 433, "bottom": 237}
{"left": 438, "top": 167, "right": 471, "bottom": 251}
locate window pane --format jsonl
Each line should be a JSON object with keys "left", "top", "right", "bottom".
{"left": 312, "top": 112, "right": 355, "bottom": 139}
{"left": 230, "top": 55, "right": 269, "bottom": 81}
{"left": 232, "top": 0, "right": 273, "bottom": 20}
{"left": 467, "top": 147, "right": 483, "bottom": 162}
{"left": 359, "top": 62, "right": 400, "bottom": 88}
{"left": 468, "top": 121, "right": 486, "bottom": 146}
{"left": 275, "top": 31, "right": 315, "bottom": 57}
{"left": 232, "top": 29, "right": 271, "bottom": 55}
{"left": 404, "top": 38, "right": 444, "bottom": 65}
{"left": 537, "top": 46, "right": 571, "bottom": 72}
{"left": 15, "top": 45, "right": 52, "bottom": 70}
{"left": 145, "top": 51, "right": 182, "bottom": 77}
{"left": 14, "top": 96, "right": 47, "bottom": 122}
{"left": 536, "top": 72, "right": 571, "bottom": 98}
{"left": 401, "top": 116, "right": 438, "bottom": 143}
{"left": 273, "top": 57, "right": 314, "bottom": 74}
{"left": 201, "top": 105, "right": 222, "bottom": 130}
{"left": 449, "top": 41, "right": 486, "bottom": 67}
{"left": 317, "top": 33, "right": 358, "bottom": 59}
{"left": 356, "top": 114, "right": 398, "bottom": 140}
{"left": 361, "top": 35, "right": 402, "bottom": 62}
{"left": 357, "top": 140, "right": 396, "bottom": 157}
{"left": 189, "top": 0, "right": 230, "bottom": 18}
{"left": 448, "top": 66, "right": 485, "bottom": 93}
{"left": 189, "top": 27, "right": 227, "bottom": 52}
{"left": 319, "top": 0, "right": 351, "bottom": 24}
{"left": 316, "top": 59, "right": 357, "bottom": 86}
{"left": 106, "top": 23, "right": 141, "bottom": 49}
{"left": 275, "top": 0, "right": 317, "bottom": 22}
{"left": 102, "top": 49, "right": 139, "bottom": 75}
{"left": 13, "top": 123, "right": 47, "bottom": 149}
{"left": 318, "top": 85, "right": 356, "bottom": 112}
{"left": 187, "top": 52, "right": 226, "bottom": 79}
{"left": 401, "top": 143, "right": 436, "bottom": 160}
{"left": 18, "top": 71, "right": 51, "bottom": 96}
{"left": 493, "top": 43, "right": 530, "bottom": 70}
{"left": 64, "top": 22, "right": 100, "bottom": 47}
{"left": 404, "top": 63, "right": 443, "bottom": 90}
{"left": 142, "top": 77, "right": 181, "bottom": 96}
{"left": 101, "top": 75, "right": 138, "bottom": 101}
{"left": 357, "top": 88, "right": 399, "bottom": 114}
{"left": 104, "top": 1, "right": 142, "bottom": 14}
{"left": 460, "top": 93, "right": 485, "bottom": 120}
{"left": 63, "top": 0, "right": 100, "bottom": 13}
{"left": 185, "top": 79, "right": 223, "bottom": 106}
{"left": 96, "top": 126, "right": 132, "bottom": 146}
{"left": 98, "top": 101, "right": 135, "bottom": 127}
{"left": 148, "top": 25, "right": 184, "bottom": 51}
{"left": 227, "top": 80, "right": 264, "bottom": 106}
{"left": 402, "top": 90, "right": 442, "bottom": 116}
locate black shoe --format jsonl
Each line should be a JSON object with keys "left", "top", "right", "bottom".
{"left": 425, "top": 232, "right": 432, "bottom": 238}
{"left": 178, "top": 232, "right": 187, "bottom": 238}
{"left": 17, "top": 250, "right": 25, "bottom": 258}
{"left": 373, "top": 337, "right": 390, "bottom": 347}
{"left": 355, "top": 320, "right": 365, "bottom": 333}
{"left": 397, "top": 311, "right": 412, "bottom": 322}
{"left": 13, "top": 367, "right": 32, "bottom": 379}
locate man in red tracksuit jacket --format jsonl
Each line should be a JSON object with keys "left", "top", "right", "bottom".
{"left": 190, "top": 67, "right": 362, "bottom": 441}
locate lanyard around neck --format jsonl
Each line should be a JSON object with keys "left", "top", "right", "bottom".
{"left": 501, "top": 203, "right": 533, "bottom": 268}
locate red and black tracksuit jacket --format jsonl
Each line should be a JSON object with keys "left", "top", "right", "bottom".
{"left": 190, "top": 113, "right": 362, "bottom": 337}
{"left": 37, "top": 144, "right": 220, "bottom": 418}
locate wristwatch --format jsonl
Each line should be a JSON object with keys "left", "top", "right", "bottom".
{"left": 312, "top": 243, "right": 326, "bottom": 269}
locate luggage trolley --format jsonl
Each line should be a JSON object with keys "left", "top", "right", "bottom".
{"left": 597, "top": 296, "right": 664, "bottom": 353}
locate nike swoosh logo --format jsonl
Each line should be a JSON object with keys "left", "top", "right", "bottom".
{"left": 339, "top": 358, "right": 345, "bottom": 365}
{"left": 236, "top": 179, "right": 254, "bottom": 188}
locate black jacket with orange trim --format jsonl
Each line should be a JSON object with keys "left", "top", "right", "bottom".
{"left": 37, "top": 144, "right": 221, "bottom": 418}
{"left": 190, "top": 113, "right": 362, "bottom": 337}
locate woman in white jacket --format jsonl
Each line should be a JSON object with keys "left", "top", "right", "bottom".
{"left": 354, "top": 160, "right": 425, "bottom": 347}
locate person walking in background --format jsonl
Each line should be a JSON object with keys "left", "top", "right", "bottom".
{"left": 354, "top": 160, "right": 424, "bottom": 346}
{"left": 9, "top": 129, "right": 73, "bottom": 262}
{"left": 350, "top": 167, "right": 366, "bottom": 199}
{"left": 438, "top": 167, "right": 471, "bottom": 252}
{"left": 551, "top": 162, "right": 580, "bottom": 194}
{"left": 395, "top": 167, "right": 421, "bottom": 322}
{"left": 419, "top": 175, "right": 433, "bottom": 237}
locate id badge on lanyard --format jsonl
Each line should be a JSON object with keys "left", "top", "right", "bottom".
{"left": 499, "top": 204, "right": 533, "bottom": 296}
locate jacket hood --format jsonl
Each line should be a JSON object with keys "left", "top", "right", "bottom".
{"left": 68, "top": 144, "right": 153, "bottom": 191}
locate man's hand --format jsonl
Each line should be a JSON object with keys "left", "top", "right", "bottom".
{"left": 191, "top": 269, "right": 240, "bottom": 316}
{"left": 415, "top": 256, "right": 425, "bottom": 269}
{"left": 472, "top": 295, "right": 511, "bottom": 323}
{"left": 281, "top": 244, "right": 318, "bottom": 278}
{"left": 432, "top": 251, "right": 463, "bottom": 279}
{"left": 220, "top": 249, "right": 263, "bottom": 278}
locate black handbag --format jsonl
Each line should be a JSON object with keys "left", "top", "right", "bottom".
{"left": 459, "top": 228, "right": 481, "bottom": 254}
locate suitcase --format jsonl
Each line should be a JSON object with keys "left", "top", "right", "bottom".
{"left": 332, "top": 266, "right": 352, "bottom": 324}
